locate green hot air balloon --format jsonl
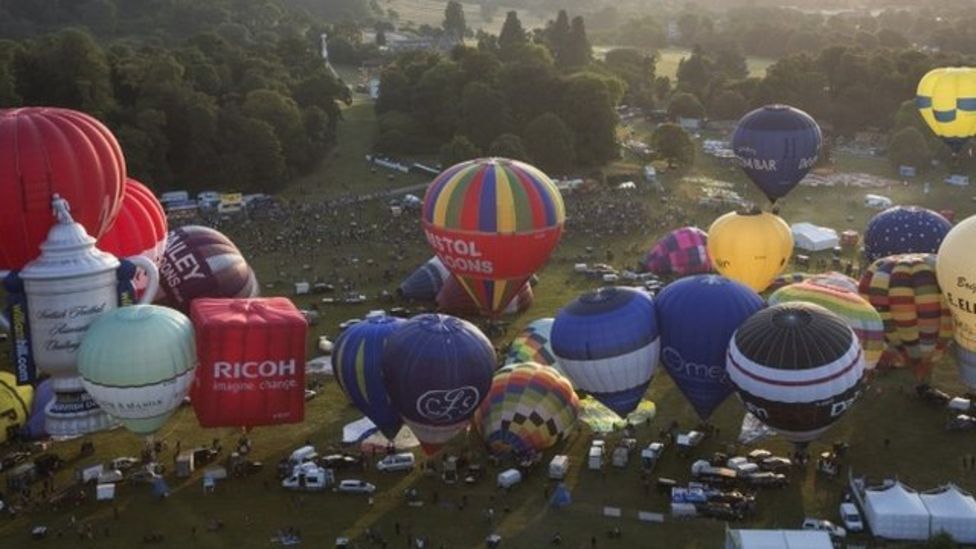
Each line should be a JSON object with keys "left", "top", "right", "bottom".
{"left": 79, "top": 305, "right": 196, "bottom": 436}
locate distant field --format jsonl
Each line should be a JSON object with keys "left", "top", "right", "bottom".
{"left": 383, "top": 0, "right": 550, "bottom": 34}
{"left": 594, "top": 46, "right": 774, "bottom": 80}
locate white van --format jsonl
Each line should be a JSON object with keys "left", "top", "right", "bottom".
{"left": 548, "top": 455, "right": 569, "bottom": 480}
{"left": 588, "top": 446, "right": 604, "bottom": 471}
{"left": 288, "top": 446, "right": 318, "bottom": 467}
{"left": 497, "top": 469, "right": 522, "bottom": 489}
{"left": 377, "top": 453, "right": 415, "bottom": 473}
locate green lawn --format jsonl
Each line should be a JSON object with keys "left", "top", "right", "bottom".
{"left": 384, "top": 0, "right": 550, "bottom": 35}
{"left": 3, "top": 72, "right": 976, "bottom": 549}
{"left": 595, "top": 46, "right": 775, "bottom": 80}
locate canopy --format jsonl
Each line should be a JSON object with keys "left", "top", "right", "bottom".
{"left": 360, "top": 426, "right": 420, "bottom": 453}
{"left": 342, "top": 417, "right": 378, "bottom": 445}
{"left": 791, "top": 223, "right": 839, "bottom": 252}
{"left": 921, "top": 484, "right": 976, "bottom": 544}
{"left": 725, "top": 529, "right": 832, "bottom": 549}
{"left": 863, "top": 481, "right": 930, "bottom": 541}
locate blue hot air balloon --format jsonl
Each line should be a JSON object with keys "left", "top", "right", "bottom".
{"left": 864, "top": 206, "right": 952, "bottom": 263}
{"left": 551, "top": 287, "right": 660, "bottom": 417}
{"left": 732, "top": 105, "right": 822, "bottom": 203}
{"left": 397, "top": 256, "right": 449, "bottom": 301}
{"left": 655, "top": 275, "right": 765, "bottom": 421}
{"left": 333, "top": 313, "right": 407, "bottom": 439}
{"left": 381, "top": 314, "right": 496, "bottom": 454}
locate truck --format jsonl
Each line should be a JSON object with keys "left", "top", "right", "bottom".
{"left": 548, "top": 455, "right": 569, "bottom": 480}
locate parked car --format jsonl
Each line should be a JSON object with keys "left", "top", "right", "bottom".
{"left": 802, "top": 518, "right": 846, "bottom": 541}
{"left": 128, "top": 463, "right": 164, "bottom": 483}
{"left": 759, "top": 457, "right": 793, "bottom": 472}
{"left": 320, "top": 454, "right": 362, "bottom": 470}
{"left": 746, "top": 472, "right": 788, "bottom": 488}
{"left": 377, "top": 453, "right": 415, "bottom": 473}
{"left": 839, "top": 503, "right": 864, "bottom": 533}
{"left": 700, "top": 502, "right": 743, "bottom": 521}
{"left": 110, "top": 457, "right": 139, "bottom": 471}
{"left": 336, "top": 479, "right": 376, "bottom": 494}
{"left": 746, "top": 449, "right": 772, "bottom": 462}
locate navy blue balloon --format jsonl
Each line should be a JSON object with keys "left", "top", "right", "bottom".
{"left": 333, "top": 314, "right": 406, "bottom": 439}
{"left": 656, "top": 275, "right": 764, "bottom": 421}
{"left": 21, "top": 378, "right": 54, "bottom": 440}
{"left": 864, "top": 206, "right": 952, "bottom": 262}
{"left": 732, "top": 105, "right": 822, "bottom": 202}
{"left": 398, "top": 257, "right": 448, "bottom": 301}
{"left": 381, "top": 314, "right": 496, "bottom": 453}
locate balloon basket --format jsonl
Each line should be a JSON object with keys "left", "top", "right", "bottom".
{"left": 44, "top": 386, "right": 117, "bottom": 438}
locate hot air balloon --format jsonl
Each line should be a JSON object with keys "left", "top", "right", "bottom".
{"left": 78, "top": 305, "right": 196, "bottom": 436}
{"left": 808, "top": 272, "right": 861, "bottom": 294}
{"left": 191, "top": 298, "right": 307, "bottom": 429}
{"left": 21, "top": 379, "right": 54, "bottom": 440}
{"left": 732, "top": 105, "right": 822, "bottom": 203}
{"left": 643, "top": 226, "right": 712, "bottom": 277}
{"left": 769, "top": 282, "right": 884, "bottom": 370}
{"left": 504, "top": 318, "right": 558, "bottom": 370}
{"left": 96, "top": 179, "right": 168, "bottom": 296}
{"left": 398, "top": 256, "right": 449, "bottom": 301}
{"left": 916, "top": 67, "right": 976, "bottom": 153}
{"left": 936, "top": 215, "right": 976, "bottom": 389}
{"left": 0, "top": 107, "right": 126, "bottom": 270}
{"left": 864, "top": 206, "right": 952, "bottom": 263}
{"left": 473, "top": 362, "right": 580, "bottom": 457}
{"left": 157, "top": 225, "right": 259, "bottom": 312}
{"left": 859, "top": 253, "right": 953, "bottom": 380}
{"left": 381, "top": 314, "right": 496, "bottom": 454}
{"left": 333, "top": 313, "right": 406, "bottom": 439}
{"left": 437, "top": 276, "right": 533, "bottom": 317}
{"left": 422, "top": 158, "right": 565, "bottom": 315}
{"left": 727, "top": 302, "right": 865, "bottom": 444}
{"left": 656, "top": 275, "right": 765, "bottom": 421}
{"left": 708, "top": 210, "right": 794, "bottom": 293}
{"left": 551, "top": 287, "right": 660, "bottom": 417}
{"left": 0, "top": 372, "right": 33, "bottom": 444}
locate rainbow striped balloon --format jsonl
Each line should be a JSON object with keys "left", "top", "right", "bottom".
{"left": 473, "top": 362, "right": 579, "bottom": 457}
{"left": 422, "top": 158, "right": 565, "bottom": 315}
{"left": 769, "top": 281, "right": 885, "bottom": 370}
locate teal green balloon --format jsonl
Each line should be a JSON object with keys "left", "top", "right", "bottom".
{"left": 78, "top": 305, "right": 196, "bottom": 436}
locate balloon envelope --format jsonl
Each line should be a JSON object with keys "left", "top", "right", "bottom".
{"left": 438, "top": 276, "right": 533, "bottom": 317}
{"left": 643, "top": 226, "right": 712, "bottom": 277}
{"left": 333, "top": 314, "right": 406, "bottom": 439}
{"left": 708, "top": 210, "right": 793, "bottom": 293}
{"left": 732, "top": 105, "right": 822, "bottom": 202}
{"left": 473, "top": 362, "right": 580, "bottom": 457}
{"left": 864, "top": 206, "right": 951, "bottom": 263}
{"left": 936, "top": 215, "right": 976, "bottom": 389}
{"left": 504, "top": 318, "right": 560, "bottom": 372}
{"left": 381, "top": 314, "right": 496, "bottom": 454}
{"left": 97, "top": 179, "right": 167, "bottom": 297}
{"left": 727, "top": 302, "right": 865, "bottom": 444}
{"left": 916, "top": 67, "right": 976, "bottom": 152}
{"left": 551, "top": 287, "right": 660, "bottom": 417}
{"left": 422, "top": 158, "right": 565, "bottom": 315}
{"left": 656, "top": 275, "right": 765, "bottom": 421}
{"left": 398, "top": 256, "right": 449, "bottom": 301}
{"left": 21, "top": 379, "right": 54, "bottom": 440}
{"left": 0, "top": 372, "right": 33, "bottom": 444}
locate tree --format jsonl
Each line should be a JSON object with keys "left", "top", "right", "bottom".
{"left": 876, "top": 28, "right": 909, "bottom": 49}
{"left": 652, "top": 123, "right": 695, "bottom": 168}
{"left": 709, "top": 90, "right": 747, "bottom": 120}
{"left": 617, "top": 17, "right": 667, "bottom": 50}
{"left": 458, "top": 81, "right": 512, "bottom": 149}
{"left": 488, "top": 133, "right": 527, "bottom": 160}
{"left": 375, "top": 66, "right": 411, "bottom": 113}
{"left": 443, "top": 1, "right": 466, "bottom": 41}
{"left": 558, "top": 73, "right": 618, "bottom": 166}
{"left": 440, "top": 134, "right": 481, "bottom": 166}
{"left": 668, "top": 92, "right": 705, "bottom": 120}
{"left": 498, "top": 11, "right": 526, "bottom": 58}
{"left": 561, "top": 16, "right": 592, "bottom": 69}
{"left": 546, "top": 10, "right": 570, "bottom": 65}
{"left": 887, "top": 126, "right": 931, "bottom": 170}
{"left": 675, "top": 46, "right": 713, "bottom": 98}
{"left": 522, "top": 112, "right": 575, "bottom": 175}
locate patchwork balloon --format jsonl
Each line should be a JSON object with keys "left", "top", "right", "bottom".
{"left": 504, "top": 318, "right": 559, "bottom": 371}
{"left": 643, "top": 226, "right": 712, "bottom": 277}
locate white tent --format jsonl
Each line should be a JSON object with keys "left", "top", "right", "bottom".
{"left": 864, "top": 481, "right": 930, "bottom": 541}
{"left": 921, "top": 484, "right": 976, "bottom": 544}
{"left": 791, "top": 223, "right": 839, "bottom": 252}
{"left": 306, "top": 355, "right": 333, "bottom": 375}
{"left": 342, "top": 417, "right": 378, "bottom": 444}
{"left": 725, "top": 529, "right": 832, "bottom": 549}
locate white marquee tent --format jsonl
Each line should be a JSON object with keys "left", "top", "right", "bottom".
{"left": 724, "top": 529, "right": 832, "bottom": 549}
{"left": 863, "top": 481, "right": 931, "bottom": 541}
{"left": 920, "top": 484, "right": 976, "bottom": 544}
{"left": 791, "top": 223, "right": 839, "bottom": 252}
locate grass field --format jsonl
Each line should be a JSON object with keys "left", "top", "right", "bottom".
{"left": 383, "top": 0, "right": 550, "bottom": 35}
{"left": 2, "top": 68, "right": 976, "bottom": 549}
{"left": 594, "top": 47, "right": 775, "bottom": 80}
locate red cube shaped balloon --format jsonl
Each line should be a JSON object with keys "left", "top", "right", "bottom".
{"left": 190, "top": 298, "right": 307, "bottom": 428}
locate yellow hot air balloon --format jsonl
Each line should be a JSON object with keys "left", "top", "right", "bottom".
{"left": 916, "top": 67, "right": 976, "bottom": 153}
{"left": 0, "top": 372, "right": 34, "bottom": 444}
{"left": 937, "top": 215, "right": 976, "bottom": 389}
{"left": 707, "top": 210, "right": 793, "bottom": 292}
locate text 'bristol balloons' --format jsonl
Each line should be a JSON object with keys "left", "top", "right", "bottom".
{"left": 0, "top": 107, "right": 126, "bottom": 270}
{"left": 438, "top": 275, "right": 533, "bottom": 317}
{"left": 422, "top": 158, "right": 565, "bottom": 315}
{"left": 936, "top": 216, "right": 976, "bottom": 389}
{"left": 551, "top": 287, "right": 660, "bottom": 417}
{"left": 191, "top": 298, "right": 307, "bottom": 429}
{"left": 769, "top": 281, "right": 885, "bottom": 370}
{"left": 0, "top": 372, "right": 33, "bottom": 444}
{"left": 859, "top": 253, "right": 953, "bottom": 380}
{"left": 158, "top": 225, "right": 259, "bottom": 312}
{"left": 78, "top": 305, "right": 196, "bottom": 436}
{"left": 727, "top": 302, "right": 865, "bottom": 444}
{"left": 708, "top": 210, "right": 794, "bottom": 293}
{"left": 473, "top": 362, "right": 580, "bottom": 458}
{"left": 504, "top": 318, "right": 559, "bottom": 371}
{"left": 381, "top": 314, "right": 496, "bottom": 454}
{"left": 916, "top": 67, "right": 976, "bottom": 153}
{"left": 333, "top": 313, "right": 406, "bottom": 439}
{"left": 643, "top": 226, "right": 712, "bottom": 277}
{"left": 398, "top": 256, "right": 449, "bottom": 301}
{"left": 732, "top": 105, "right": 822, "bottom": 203}
{"left": 864, "top": 206, "right": 952, "bottom": 263}
{"left": 656, "top": 275, "right": 765, "bottom": 421}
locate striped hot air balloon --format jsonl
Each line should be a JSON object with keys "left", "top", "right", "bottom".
{"left": 437, "top": 276, "right": 533, "bottom": 317}
{"left": 916, "top": 67, "right": 976, "bottom": 153}
{"left": 551, "top": 287, "right": 660, "bottom": 417}
{"left": 643, "top": 226, "right": 712, "bottom": 277}
{"left": 473, "top": 362, "right": 580, "bottom": 457}
{"left": 727, "top": 302, "right": 865, "bottom": 445}
{"left": 422, "top": 158, "right": 565, "bottom": 316}
{"left": 504, "top": 318, "right": 560, "bottom": 372}
{"left": 859, "top": 253, "right": 953, "bottom": 380}
{"left": 769, "top": 281, "right": 885, "bottom": 370}
{"left": 398, "top": 256, "right": 449, "bottom": 301}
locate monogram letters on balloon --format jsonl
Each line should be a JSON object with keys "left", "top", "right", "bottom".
{"left": 416, "top": 386, "right": 481, "bottom": 423}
